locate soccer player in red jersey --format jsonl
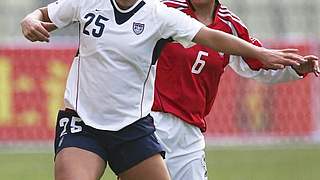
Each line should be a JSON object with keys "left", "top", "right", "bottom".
{"left": 152, "top": 0, "right": 320, "bottom": 179}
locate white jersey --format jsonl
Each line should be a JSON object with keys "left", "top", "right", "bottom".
{"left": 48, "top": 0, "right": 204, "bottom": 130}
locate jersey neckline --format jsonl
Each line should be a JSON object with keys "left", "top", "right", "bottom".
{"left": 111, "top": 0, "right": 143, "bottom": 13}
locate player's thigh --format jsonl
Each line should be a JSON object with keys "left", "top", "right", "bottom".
{"left": 54, "top": 109, "right": 108, "bottom": 180}
{"left": 55, "top": 147, "right": 106, "bottom": 180}
{"left": 118, "top": 154, "right": 170, "bottom": 180}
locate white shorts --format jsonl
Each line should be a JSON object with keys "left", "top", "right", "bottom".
{"left": 151, "top": 112, "right": 208, "bottom": 180}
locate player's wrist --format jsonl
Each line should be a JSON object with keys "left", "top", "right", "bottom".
{"left": 291, "top": 65, "right": 308, "bottom": 77}
{"left": 254, "top": 47, "right": 270, "bottom": 66}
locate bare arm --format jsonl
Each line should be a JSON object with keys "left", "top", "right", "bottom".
{"left": 193, "top": 27, "right": 306, "bottom": 70}
{"left": 20, "top": 7, "right": 57, "bottom": 42}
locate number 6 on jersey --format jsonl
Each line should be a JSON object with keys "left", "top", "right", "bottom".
{"left": 191, "top": 51, "right": 208, "bottom": 74}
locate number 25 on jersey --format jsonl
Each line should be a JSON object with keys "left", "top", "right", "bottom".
{"left": 83, "top": 13, "right": 109, "bottom": 38}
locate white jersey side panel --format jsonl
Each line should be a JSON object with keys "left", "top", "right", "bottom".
{"left": 48, "top": 0, "right": 204, "bottom": 130}
{"left": 64, "top": 57, "right": 79, "bottom": 110}
{"left": 229, "top": 56, "right": 303, "bottom": 84}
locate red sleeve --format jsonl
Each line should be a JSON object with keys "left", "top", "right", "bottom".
{"left": 219, "top": 6, "right": 308, "bottom": 76}
{"left": 217, "top": 5, "right": 266, "bottom": 70}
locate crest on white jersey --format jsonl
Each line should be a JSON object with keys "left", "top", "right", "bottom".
{"left": 133, "top": 22, "right": 145, "bottom": 35}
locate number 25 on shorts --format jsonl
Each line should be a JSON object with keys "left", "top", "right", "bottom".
{"left": 59, "top": 117, "right": 83, "bottom": 137}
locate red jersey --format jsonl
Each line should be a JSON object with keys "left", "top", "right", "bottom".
{"left": 152, "top": 0, "right": 264, "bottom": 132}
{"left": 153, "top": 0, "right": 302, "bottom": 132}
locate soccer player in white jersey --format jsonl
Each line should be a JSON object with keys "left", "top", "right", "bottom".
{"left": 20, "top": 0, "right": 310, "bottom": 179}
{"left": 152, "top": 0, "right": 320, "bottom": 180}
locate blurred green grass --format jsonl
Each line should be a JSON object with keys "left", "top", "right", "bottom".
{"left": 1, "top": 145, "right": 320, "bottom": 180}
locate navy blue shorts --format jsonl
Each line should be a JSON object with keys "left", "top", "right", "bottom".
{"left": 54, "top": 109, "right": 165, "bottom": 175}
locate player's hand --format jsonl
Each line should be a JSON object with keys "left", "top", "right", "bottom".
{"left": 20, "top": 17, "right": 52, "bottom": 42}
{"left": 292, "top": 55, "right": 320, "bottom": 77}
{"left": 258, "top": 48, "right": 307, "bottom": 70}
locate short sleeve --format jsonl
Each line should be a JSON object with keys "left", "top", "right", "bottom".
{"left": 156, "top": 3, "right": 205, "bottom": 48}
{"left": 47, "top": 0, "right": 81, "bottom": 28}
